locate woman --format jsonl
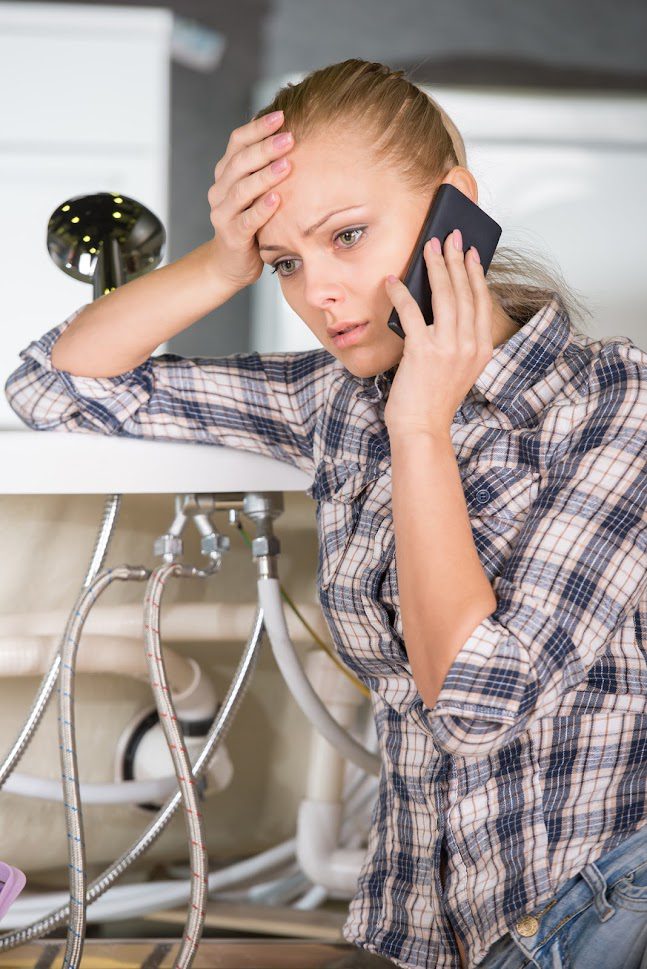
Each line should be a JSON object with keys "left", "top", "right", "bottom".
{"left": 5, "top": 59, "right": 647, "bottom": 969}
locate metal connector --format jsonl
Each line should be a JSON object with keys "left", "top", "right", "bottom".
{"left": 153, "top": 533, "right": 184, "bottom": 562}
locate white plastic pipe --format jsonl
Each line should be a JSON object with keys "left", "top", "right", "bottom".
{"left": 4, "top": 785, "right": 374, "bottom": 928}
{"left": 0, "top": 601, "right": 328, "bottom": 644}
{"left": 0, "top": 642, "right": 229, "bottom": 803}
{"left": 302, "top": 650, "right": 366, "bottom": 801}
{"left": 4, "top": 839, "right": 298, "bottom": 927}
{"left": 3, "top": 772, "right": 178, "bottom": 804}
{"left": 294, "top": 652, "right": 375, "bottom": 895}
{"left": 0, "top": 634, "right": 194, "bottom": 693}
{"left": 257, "top": 577, "right": 380, "bottom": 777}
{"left": 297, "top": 800, "right": 366, "bottom": 895}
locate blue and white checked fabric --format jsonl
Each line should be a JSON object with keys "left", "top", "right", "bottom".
{"left": 5, "top": 294, "right": 647, "bottom": 969}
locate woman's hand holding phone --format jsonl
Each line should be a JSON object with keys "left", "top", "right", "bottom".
{"left": 208, "top": 110, "right": 293, "bottom": 291}
{"left": 383, "top": 230, "right": 494, "bottom": 437}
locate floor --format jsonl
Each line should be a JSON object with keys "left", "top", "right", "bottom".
{"left": 0, "top": 938, "right": 395, "bottom": 967}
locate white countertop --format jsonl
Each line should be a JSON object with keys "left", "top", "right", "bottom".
{"left": 0, "top": 430, "right": 313, "bottom": 494}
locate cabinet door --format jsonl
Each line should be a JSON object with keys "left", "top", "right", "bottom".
{"left": 0, "top": 3, "right": 171, "bottom": 428}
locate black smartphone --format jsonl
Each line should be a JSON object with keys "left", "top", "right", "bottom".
{"left": 387, "top": 183, "right": 502, "bottom": 339}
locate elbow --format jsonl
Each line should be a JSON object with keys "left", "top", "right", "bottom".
{"left": 5, "top": 365, "right": 79, "bottom": 431}
{"left": 4, "top": 370, "right": 37, "bottom": 429}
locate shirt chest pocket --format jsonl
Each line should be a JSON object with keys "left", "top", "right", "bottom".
{"left": 460, "top": 464, "right": 541, "bottom": 524}
{"left": 307, "top": 457, "right": 386, "bottom": 590}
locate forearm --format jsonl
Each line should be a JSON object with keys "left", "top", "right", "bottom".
{"left": 390, "top": 430, "right": 497, "bottom": 708}
{"left": 50, "top": 238, "right": 240, "bottom": 377}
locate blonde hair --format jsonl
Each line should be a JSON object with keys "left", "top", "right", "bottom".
{"left": 252, "top": 58, "right": 592, "bottom": 333}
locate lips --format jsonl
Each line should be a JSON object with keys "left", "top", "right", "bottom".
{"left": 331, "top": 321, "right": 369, "bottom": 348}
{"left": 326, "top": 320, "right": 366, "bottom": 337}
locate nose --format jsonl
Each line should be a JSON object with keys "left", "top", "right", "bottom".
{"left": 301, "top": 256, "right": 346, "bottom": 310}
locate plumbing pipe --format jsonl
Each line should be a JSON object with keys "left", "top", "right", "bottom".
{"left": 4, "top": 838, "right": 297, "bottom": 927}
{"left": 4, "top": 774, "right": 373, "bottom": 927}
{"left": 143, "top": 562, "right": 212, "bottom": 969}
{"left": 0, "top": 494, "right": 121, "bottom": 791}
{"left": 302, "top": 650, "right": 366, "bottom": 802}
{"left": 293, "top": 651, "right": 374, "bottom": 896}
{"left": 2, "top": 772, "right": 178, "bottom": 805}
{"left": 4, "top": 781, "right": 373, "bottom": 928}
{"left": 0, "top": 606, "right": 266, "bottom": 951}
{"left": 0, "top": 601, "right": 329, "bottom": 644}
{"left": 0, "top": 641, "right": 231, "bottom": 803}
{"left": 114, "top": 654, "right": 233, "bottom": 802}
{"left": 257, "top": 577, "right": 380, "bottom": 777}
{"left": 293, "top": 884, "right": 328, "bottom": 911}
{"left": 297, "top": 800, "right": 366, "bottom": 895}
{"left": 125, "top": 721, "right": 233, "bottom": 800}
{"left": 0, "top": 635, "right": 195, "bottom": 692}
{"left": 58, "top": 566, "right": 151, "bottom": 969}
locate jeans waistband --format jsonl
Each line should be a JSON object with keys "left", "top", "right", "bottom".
{"left": 509, "top": 824, "right": 647, "bottom": 957}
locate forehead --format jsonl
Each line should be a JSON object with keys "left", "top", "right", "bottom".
{"left": 256, "top": 132, "right": 397, "bottom": 244}
{"left": 284, "top": 129, "right": 389, "bottom": 188}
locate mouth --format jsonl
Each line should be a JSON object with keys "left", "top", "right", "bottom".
{"left": 330, "top": 321, "right": 369, "bottom": 348}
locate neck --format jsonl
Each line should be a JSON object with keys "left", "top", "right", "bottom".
{"left": 491, "top": 294, "right": 521, "bottom": 349}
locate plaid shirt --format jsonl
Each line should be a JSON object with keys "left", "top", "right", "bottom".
{"left": 5, "top": 294, "right": 647, "bottom": 969}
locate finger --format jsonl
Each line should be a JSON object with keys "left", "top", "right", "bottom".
{"left": 215, "top": 110, "right": 285, "bottom": 180}
{"left": 232, "top": 191, "right": 281, "bottom": 243}
{"left": 443, "top": 229, "right": 475, "bottom": 348}
{"left": 466, "top": 246, "right": 494, "bottom": 357}
{"left": 385, "top": 274, "right": 428, "bottom": 340}
{"left": 217, "top": 151, "right": 291, "bottom": 222}
{"left": 423, "top": 237, "right": 455, "bottom": 343}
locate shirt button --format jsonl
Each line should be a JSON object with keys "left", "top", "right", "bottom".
{"left": 476, "top": 488, "right": 490, "bottom": 504}
{"left": 515, "top": 915, "right": 540, "bottom": 937}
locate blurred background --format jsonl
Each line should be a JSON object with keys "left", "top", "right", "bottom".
{"left": 1, "top": 0, "right": 646, "bottom": 400}
{"left": 0, "top": 0, "right": 645, "bottom": 954}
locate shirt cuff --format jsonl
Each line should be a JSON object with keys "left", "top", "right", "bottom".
{"left": 413, "top": 587, "right": 575, "bottom": 757}
{"left": 21, "top": 306, "right": 155, "bottom": 433}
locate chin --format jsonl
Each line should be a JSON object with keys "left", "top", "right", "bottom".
{"left": 341, "top": 346, "right": 402, "bottom": 379}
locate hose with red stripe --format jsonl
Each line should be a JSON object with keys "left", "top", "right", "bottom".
{"left": 143, "top": 563, "right": 211, "bottom": 969}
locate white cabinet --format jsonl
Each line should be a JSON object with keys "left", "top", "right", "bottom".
{"left": 0, "top": 2, "right": 172, "bottom": 427}
{"left": 251, "top": 78, "right": 647, "bottom": 353}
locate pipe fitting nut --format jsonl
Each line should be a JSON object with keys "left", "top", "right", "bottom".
{"left": 153, "top": 534, "right": 183, "bottom": 559}
{"left": 200, "top": 533, "right": 231, "bottom": 559}
{"left": 251, "top": 535, "right": 280, "bottom": 558}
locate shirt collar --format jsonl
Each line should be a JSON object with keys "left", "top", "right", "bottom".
{"left": 350, "top": 292, "right": 572, "bottom": 410}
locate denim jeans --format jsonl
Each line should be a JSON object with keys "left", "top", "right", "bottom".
{"left": 476, "top": 824, "right": 647, "bottom": 969}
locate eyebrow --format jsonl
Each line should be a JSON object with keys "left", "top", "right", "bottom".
{"left": 258, "top": 204, "right": 367, "bottom": 252}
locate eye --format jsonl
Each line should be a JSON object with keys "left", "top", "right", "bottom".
{"left": 270, "top": 225, "right": 367, "bottom": 278}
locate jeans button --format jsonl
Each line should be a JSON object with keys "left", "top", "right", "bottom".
{"left": 515, "top": 914, "right": 540, "bottom": 937}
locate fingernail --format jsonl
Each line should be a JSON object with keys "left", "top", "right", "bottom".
{"left": 265, "top": 192, "right": 277, "bottom": 206}
{"left": 271, "top": 157, "right": 288, "bottom": 173}
{"left": 453, "top": 228, "right": 463, "bottom": 251}
{"left": 265, "top": 110, "right": 283, "bottom": 125}
{"left": 387, "top": 274, "right": 398, "bottom": 284}
{"left": 471, "top": 246, "right": 480, "bottom": 264}
{"left": 273, "top": 132, "right": 292, "bottom": 148}
{"left": 431, "top": 237, "right": 442, "bottom": 254}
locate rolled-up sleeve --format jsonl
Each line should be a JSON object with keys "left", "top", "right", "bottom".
{"left": 417, "top": 348, "right": 647, "bottom": 757}
{"left": 4, "top": 303, "right": 335, "bottom": 476}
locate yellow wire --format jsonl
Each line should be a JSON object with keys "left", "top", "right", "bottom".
{"left": 235, "top": 520, "right": 371, "bottom": 699}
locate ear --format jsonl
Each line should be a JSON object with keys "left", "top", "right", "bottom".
{"left": 439, "top": 166, "right": 478, "bottom": 206}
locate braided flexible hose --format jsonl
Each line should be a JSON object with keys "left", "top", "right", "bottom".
{"left": 143, "top": 563, "right": 209, "bottom": 969}
{"left": 0, "top": 495, "right": 121, "bottom": 791}
{"left": 59, "top": 565, "right": 150, "bottom": 969}
{"left": 0, "top": 607, "right": 264, "bottom": 950}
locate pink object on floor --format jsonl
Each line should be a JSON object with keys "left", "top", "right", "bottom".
{"left": 0, "top": 862, "right": 26, "bottom": 921}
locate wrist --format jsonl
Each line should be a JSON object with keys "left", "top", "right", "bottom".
{"left": 387, "top": 422, "right": 452, "bottom": 444}
{"left": 198, "top": 238, "right": 241, "bottom": 307}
